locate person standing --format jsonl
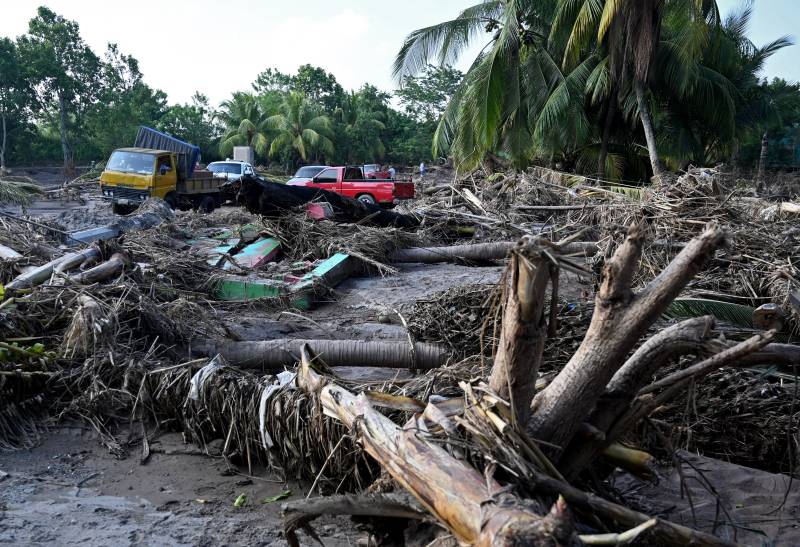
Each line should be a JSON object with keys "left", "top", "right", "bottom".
{"left": 419, "top": 161, "right": 426, "bottom": 176}
{"left": 388, "top": 165, "right": 396, "bottom": 179}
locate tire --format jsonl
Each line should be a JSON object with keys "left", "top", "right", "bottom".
{"left": 198, "top": 196, "right": 216, "bottom": 214}
{"left": 357, "top": 194, "right": 377, "bottom": 205}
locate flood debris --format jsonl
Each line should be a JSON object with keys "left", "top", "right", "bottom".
{"left": 1, "top": 164, "right": 799, "bottom": 545}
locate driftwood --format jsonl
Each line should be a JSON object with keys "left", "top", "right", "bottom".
{"left": 0, "top": 243, "right": 22, "bottom": 259}
{"left": 282, "top": 493, "right": 429, "bottom": 547}
{"left": 67, "top": 252, "right": 128, "bottom": 285}
{"left": 391, "top": 241, "right": 597, "bottom": 264}
{"left": 200, "top": 339, "right": 450, "bottom": 370}
{"left": 6, "top": 247, "right": 101, "bottom": 291}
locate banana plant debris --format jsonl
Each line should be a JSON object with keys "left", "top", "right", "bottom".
{"left": 2, "top": 165, "right": 800, "bottom": 545}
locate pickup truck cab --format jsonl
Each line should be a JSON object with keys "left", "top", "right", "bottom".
{"left": 207, "top": 160, "right": 255, "bottom": 181}
{"left": 363, "top": 164, "right": 391, "bottom": 179}
{"left": 287, "top": 166, "right": 414, "bottom": 206}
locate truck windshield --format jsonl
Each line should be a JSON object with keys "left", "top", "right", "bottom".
{"left": 107, "top": 151, "right": 154, "bottom": 175}
{"left": 363, "top": 164, "right": 379, "bottom": 174}
{"left": 295, "top": 166, "right": 325, "bottom": 178}
{"left": 208, "top": 163, "right": 242, "bottom": 174}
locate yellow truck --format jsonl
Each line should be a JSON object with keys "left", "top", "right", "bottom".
{"left": 100, "top": 127, "right": 227, "bottom": 214}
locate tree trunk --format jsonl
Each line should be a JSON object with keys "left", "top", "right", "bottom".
{"left": 488, "top": 239, "right": 554, "bottom": 426}
{"left": 67, "top": 252, "right": 128, "bottom": 285}
{"left": 0, "top": 109, "right": 7, "bottom": 173}
{"left": 527, "top": 224, "right": 725, "bottom": 459}
{"left": 57, "top": 91, "right": 75, "bottom": 176}
{"left": 391, "top": 241, "right": 597, "bottom": 264}
{"left": 634, "top": 80, "right": 662, "bottom": 179}
{"left": 201, "top": 339, "right": 449, "bottom": 370}
{"left": 295, "top": 348, "right": 573, "bottom": 547}
{"left": 597, "top": 94, "right": 617, "bottom": 179}
{"left": 756, "top": 131, "right": 768, "bottom": 196}
{"left": 6, "top": 247, "right": 101, "bottom": 291}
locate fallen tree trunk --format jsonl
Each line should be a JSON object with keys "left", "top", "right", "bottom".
{"left": 199, "top": 339, "right": 450, "bottom": 370}
{"left": 67, "top": 252, "right": 128, "bottom": 285}
{"left": 295, "top": 348, "right": 571, "bottom": 546}
{"left": 391, "top": 241, "right": 597, "bottom": 264}
{"left": 237, "top": 175, "right": 420, "bottom": 228}
{"left": 0, "top": 244, "right": 22, "bottom": 259}
{"left": 6, "top": 247, "right": 101, "bottom": 291}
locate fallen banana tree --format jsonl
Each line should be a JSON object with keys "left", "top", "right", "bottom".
{"left": 295, "top": 347, "right": 738, "bottom": 547}
{"left": 390, "top": 240, "right": 597, "bottom": 264}
{"left": 195, "top": 339, "right": 450, "bottom": 370}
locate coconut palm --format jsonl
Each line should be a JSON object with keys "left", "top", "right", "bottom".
{"left": 551, "top": 0, "right": 733, "bottom": 177}
{"left": 336, "top": 88, "right": 388, "bottom": 163}
{"left": 217, "top": 92, "right": 270, "bottom": 158}
{"left": 264, "top": 92, "right": 334, "bottom": 163}
{"left": 395, "top": 1, "right": 592, "bottom": 172}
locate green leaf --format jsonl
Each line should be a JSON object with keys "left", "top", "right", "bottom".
{"left": 261, "top": 490, "right": 292, "bottom": 503}
{"left": 664, "top": 298, "right": 754, "bottom": 328}
{"left": 233, "top": 493, "right": 247, "bottom": 507}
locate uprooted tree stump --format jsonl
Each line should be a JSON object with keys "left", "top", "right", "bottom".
{"left": 279, "top": 222, "right": 800, "bottom": 546}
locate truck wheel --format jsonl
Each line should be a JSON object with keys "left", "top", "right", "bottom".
{"left": 357, "top": 194, "right": 376, "bottom": 205}
{"left": 199, "top": 196, "right": 216, "bottom": 214}
{"left": 164, "top": 192, "right": 178, "bottom": 210}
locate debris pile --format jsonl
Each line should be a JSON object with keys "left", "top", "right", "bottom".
{"left": 1, "top": 165, "right": 799, "bottom": 545}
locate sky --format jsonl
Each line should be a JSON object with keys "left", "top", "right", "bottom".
{"left": 1, "top": 0, "right": 797, "bottom": 107}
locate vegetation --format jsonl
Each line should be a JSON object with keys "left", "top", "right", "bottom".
{"left": 395, "top": 0, "right": 796, "bottom": 179}
{"left": 1, "top": 4, "right": 797, "bottom": 181}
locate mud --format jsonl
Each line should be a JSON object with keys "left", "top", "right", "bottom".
{"left": 0, "top": 427, "right": 355, "bottom": 546}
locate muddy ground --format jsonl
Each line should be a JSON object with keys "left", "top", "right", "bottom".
{"left": 2, "top": 170, "right": 799, "bottom": 546}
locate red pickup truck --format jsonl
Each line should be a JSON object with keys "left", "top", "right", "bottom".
{"left": 287, "top": 166, "right": 414, "bottom": 206}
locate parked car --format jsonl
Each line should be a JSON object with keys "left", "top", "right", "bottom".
{"left": 287, "top": 165, "right": 329, "bottom": 185}
{"left": 287, "top": 165, "right": 414, "bottom": 206}
{"left": 207, "top": 160, "right": 255, "bottom": 181}
{"left": 363, "top": 163, "right": 392, "bottom": 179}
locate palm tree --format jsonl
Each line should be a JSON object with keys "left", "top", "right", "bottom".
{"left": 336, "top": 89, "right": 388, "bottom": 163}
{"left": 217, "top": 92, "right": 270, "bottom": 158}
{"left": 264, "top": 92, "right": 334, "bottom": 164}
{"left": 395, "top": 1, "right": 590, "bottom": 172}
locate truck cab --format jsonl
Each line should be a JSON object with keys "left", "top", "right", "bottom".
{"left": 100, "top": 148, "right": 178, "bottom": 213}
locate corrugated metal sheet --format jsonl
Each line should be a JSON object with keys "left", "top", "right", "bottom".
{"left": 134, "top": 126, "right": 200, "bottom": 178}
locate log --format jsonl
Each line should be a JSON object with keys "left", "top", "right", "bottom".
{"left": 67, "top": 252, "right": 128, "bottom": 285}
{"left": 295, "top": 347, "right": 574, "bottom": 546}
{"left": 488, "top": 238, "right": 555, "bottom": 425}
{"left": 391, "top": 241, "right": 597, "bottom": 264}
{"left": 513, "top": 204, "right": 597, "bottom": 211}
{"left": 528, "top": 224, "right": 726, "bottom": 459}
{"left": 237, "top": 175, "right": 419, "bottom": 228}
{"left": 282, "top": 493, "right": 429, "bottom": 547}
{"left": 200, "top": 339, "right": 450, "bottom": 370}
{"left": 5, "top": 247, "right": 101, "bottom": 291}
{"left": 0, "top": 244, "right": 22, "bottom": 259}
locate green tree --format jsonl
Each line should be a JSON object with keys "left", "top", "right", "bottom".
{"left": 395, "top": 64, "right": 463, "bottom": 124}
{"left": 335, "top": 85, "right": 390, "bottom": 163}
{"left": 0, "top": 38, "right": 29, "bottom": 171}
{"left": 83, "top": 44, "right": 167, "bottom": 159}
{"left": 265, "top": 92, "right": 334, "bottom": 165}
{"left": 217, "top": 92, "right": 271, "bottom": 159}
{"left": 17, "top": 6, "right": 102, "bottom": 173}
{"left": 158, "top": 92, "right": 220, "bottom": 162}
{"left": 394, "top": 1, "right": 585, "bottom": 172}
{"left": 294, "top": 64, "right": 345, "bottom": 113}
{"left": 252, "top": 67, "right": 293, "bottom": 94}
